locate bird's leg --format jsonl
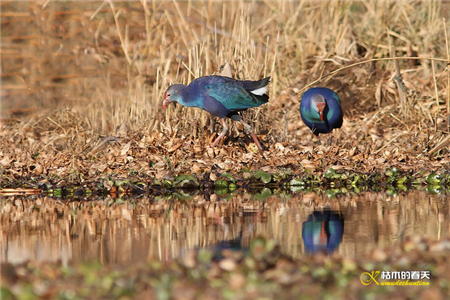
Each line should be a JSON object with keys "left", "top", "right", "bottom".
{"left": 210, "top": 118, "right": 228, "bottom": 148}
{"left": 240, "top": 120, "right": 263, "bottom": 153}
{"left": 315, "top": 135, "right": 322, "bottom": 146}
{"left": 209, "top": 113, "right": 215, "bottom": 134}
{"left": 327, "top": 132, "right": 332, "bottom": 146}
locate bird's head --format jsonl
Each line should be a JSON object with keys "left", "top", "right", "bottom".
{"left": 162, "top": 85, "right": 184, "bottom": 109}
{"left": 311, "top": 94, "right": 326, "bottom": 121}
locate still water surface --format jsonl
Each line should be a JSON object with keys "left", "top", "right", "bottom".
{"left": 1, "top": 190, "right": 449, "bottom": 266}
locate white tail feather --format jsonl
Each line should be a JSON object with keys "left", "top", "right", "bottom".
{"left": 250, "top": 86, "right": 267, "bottom": 96}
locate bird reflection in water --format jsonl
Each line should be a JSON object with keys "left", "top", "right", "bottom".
{"left": 302, "top": 210, "right": 344, "bottom": 254}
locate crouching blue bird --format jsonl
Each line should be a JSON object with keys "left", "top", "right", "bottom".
{"left": 162, "top": 75, "right": 270, "bottom": 152}
{"left": 300, "top": 87, "right": 343, "bottom": 136}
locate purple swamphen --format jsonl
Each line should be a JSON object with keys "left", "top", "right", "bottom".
{"left": 300, "top": 87, "right": 343, "bottom": 136}
{"left": 162, "top": 75, "right": 270, "bottom": 152}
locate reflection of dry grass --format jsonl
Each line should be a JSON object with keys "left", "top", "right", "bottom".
{"left": 1, "top": 1, "right": 450, "bottom": 181}
{"left": 1, "top": 191, "right": 448, "bottom": 265}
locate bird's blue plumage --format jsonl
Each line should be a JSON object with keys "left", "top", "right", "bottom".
{"left": 166, "top": 75, "right": 270, "bottom": 120}
{"left": 163, "top": 75, "right": 270, "bottom": 152}
{"left": 300, "top": 87, "right": 343, "bottom": 135}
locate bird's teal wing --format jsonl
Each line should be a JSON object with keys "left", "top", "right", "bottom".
{"left": 332, "top": 93, "right": 341, "bottom": 106}
{"left": 205, "top": 83, "right": 264, "bottom": 110}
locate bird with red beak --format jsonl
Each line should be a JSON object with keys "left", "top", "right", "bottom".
{"left": 162, "top": 75, "right": 270, "bottom": 152}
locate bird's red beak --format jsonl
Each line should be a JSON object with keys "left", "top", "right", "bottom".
{"left": 162, "top": 91, "right": 170, "bottom": 109}
{"left": 317, "top": 102, "right": 326, "bottom": 121}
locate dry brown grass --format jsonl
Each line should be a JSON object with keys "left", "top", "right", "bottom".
{"left": 1, "top": 1, "right": 450, "bottom": 178}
